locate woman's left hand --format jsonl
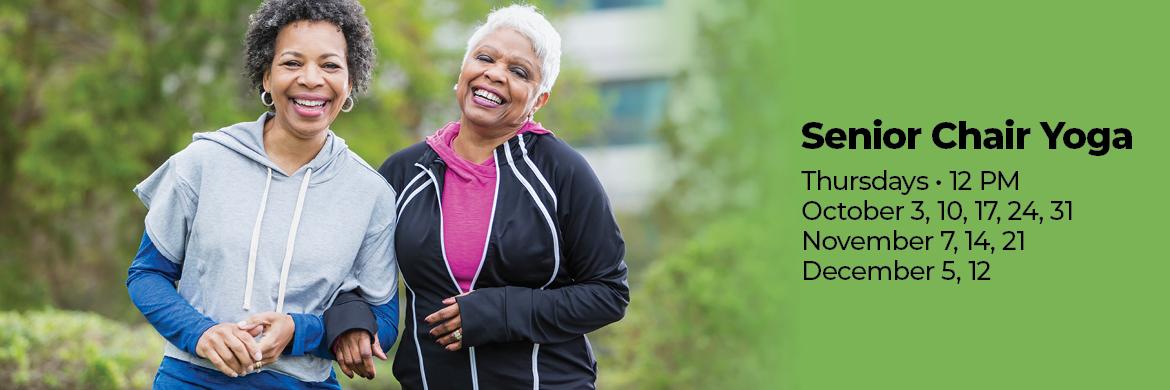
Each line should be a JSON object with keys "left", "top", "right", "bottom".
{"left": 425, "top": 295, "right": 465, "bottom": 351}
{"left": 242, "top": 312, "right": 296, "bottom": 366}
{"left": 333, "top": 330, "right": 386, "bottom": 379}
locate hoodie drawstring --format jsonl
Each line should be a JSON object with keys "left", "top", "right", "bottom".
{"left": 242, "top": 168, "right": 273, "bottom": 310}
{"left": 242, "top": 167, "right": 313, "bottom": 313}
{"left": 276, "top": 168, "right": 312, "bottom": 312}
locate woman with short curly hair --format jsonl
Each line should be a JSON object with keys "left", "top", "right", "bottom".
{"left": 126, "top": 0, "right": 398, "bottom": 388}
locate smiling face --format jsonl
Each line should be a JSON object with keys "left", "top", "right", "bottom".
{"left": 263, "top": 21, "right": 350, "bottom": 140}
{"left": 456, "top": 28, "right": 549, "bottom": 135}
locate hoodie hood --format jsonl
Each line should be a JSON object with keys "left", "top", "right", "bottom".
{"left": 193, "top": 112, "right": 350, "bottom": 185}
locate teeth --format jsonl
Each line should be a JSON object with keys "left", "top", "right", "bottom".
{"left": 293, "top": 99, "right": 325, "bottom": 107}
{"left": 474, "top": 89, "right": 503, "bottom": 104}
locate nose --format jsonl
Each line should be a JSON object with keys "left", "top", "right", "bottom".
{"left": 483, "top": 63, "right": 507, "bottom": 84}
{"left": 298, "top": 63, "right": 325, "bottom": 89}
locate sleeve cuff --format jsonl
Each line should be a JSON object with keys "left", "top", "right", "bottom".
{"left": 372, "top": 295, "right": 401, "bottom": 353}
{"left": 287, "top": 313, "right": 323, "bottom": 356}
{"left": 457, "top": 287, "right": 519, "bottom": 346}
{"left": 182, "top": 319, "right": 217, "bottom": 355}
{"left": 323, "top": 293, "right": 377, "bottom": 353}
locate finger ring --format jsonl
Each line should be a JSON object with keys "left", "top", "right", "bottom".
{"left": 255, "top": 361, "right": 263, "bottom": 370}
{"left": 452, "top": 329, "right": 462, "bottom": 341}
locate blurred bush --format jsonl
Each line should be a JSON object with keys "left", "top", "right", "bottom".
{"left": 0, "top": 310, "right": 164, "bottom": 389}
{"left": 335, "top": 359, "right": 400, "bottom": 390}
{"left": 600, "top": 214, "right": 781, "bottom": 389}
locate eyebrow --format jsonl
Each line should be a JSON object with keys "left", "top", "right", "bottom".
{"left": 278, "top": 50, "right": 343, "bottom": 60}
{"left": 478, "top": 45, "right": 536, "bottom": 70}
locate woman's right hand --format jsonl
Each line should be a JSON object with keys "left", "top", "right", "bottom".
{"left": 195, "top": 322, "right": 265, "bottom": 377}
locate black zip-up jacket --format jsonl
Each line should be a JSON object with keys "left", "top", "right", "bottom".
{"left": 340, "top": 131, "right": 630, "bottom": 389}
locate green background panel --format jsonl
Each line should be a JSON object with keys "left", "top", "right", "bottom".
{"left": 764, "top": 0, "right": 1170, "bottom": 388}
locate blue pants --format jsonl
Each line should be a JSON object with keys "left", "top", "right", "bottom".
{"left": 153, "top": 356, "right": 341, "bottom": 389}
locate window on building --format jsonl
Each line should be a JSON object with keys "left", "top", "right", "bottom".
{"left": 592, "top": 0, "right": 663, "bottom": 9}
{"left": 558, "top": 0, "right": 664, "bottom": 11}
{"left": 584, "top": 78, "right": 669, "bottom": 147}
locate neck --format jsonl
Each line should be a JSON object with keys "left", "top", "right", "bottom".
{"left": 453, "top": 118, "right": 521, "bottom": 164}
{"left": 263, "top": 117, "right": 328, "bottom": 174}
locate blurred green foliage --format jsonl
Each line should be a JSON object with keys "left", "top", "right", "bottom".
{"left": 336, "top": 359, "right": 399, "bottom": 390}
{"left": 599, "top": 0, "right": 784, "bottom": 388}
{"left": 0, "top": 310, "right": 164, "bottom": 389}
{"left": 602, "top": 216, "right": 780, "bottom": 388}
{"left": 0, "top": 310, "right": 408, "bottom": 389}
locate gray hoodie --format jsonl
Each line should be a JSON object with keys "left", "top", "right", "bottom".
{"left": 134, "top": 113, "right": 397, "bottom": 381}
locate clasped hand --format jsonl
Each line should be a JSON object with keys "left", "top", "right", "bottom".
{"left": 330, "top": 293, "right": 466, "bottom": 381}
{"left": 331, "top": 329, "right": 387, "bottom": 379}
{"left": 195, "top": 312, "right": 294, "bottom": 377}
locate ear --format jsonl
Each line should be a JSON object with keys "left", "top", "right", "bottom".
{"left": 532, "top": 91, "right": 550, "bottom": 113}
{"left": 262, "top": 70, "right": 272, "bottom": 94}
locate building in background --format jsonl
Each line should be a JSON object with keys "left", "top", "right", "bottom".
{"left": 559, "top": 0, "right": 690, "bottom": 213}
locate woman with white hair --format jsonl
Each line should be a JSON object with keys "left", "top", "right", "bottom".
{"left": 328, "top": 4, "right": 630, "bottom": 388}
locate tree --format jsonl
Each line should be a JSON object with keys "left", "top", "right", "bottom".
{"left": 0, "top": 0, "right": 259, "bottom": 317}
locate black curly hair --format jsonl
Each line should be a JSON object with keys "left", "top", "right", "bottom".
{"left": 244, "top": 0, "right": 375, "bottom": 99}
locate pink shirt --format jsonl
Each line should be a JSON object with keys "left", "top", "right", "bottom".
{"left": 425, "top": 121, "right": 550, "bottom": 293}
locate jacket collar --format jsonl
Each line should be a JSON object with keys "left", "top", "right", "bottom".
{"left": 415, "top": 131, "right": 549, "bottom": 172}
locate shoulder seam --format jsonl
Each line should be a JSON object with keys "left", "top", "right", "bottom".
{"left": 165, "top": 151, "right": 200, "bottom": 205}
{"left": 348, "top": 151, "right": 397, "bottom": 196}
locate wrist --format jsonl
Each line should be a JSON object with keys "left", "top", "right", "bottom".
{"left": 281, "top": 313, "right": 295, "bottom": 341}
{"left": 187, "top": 320, "right": 218, "bottom": 355}
{"left": 190, "top": 322, "right": 218, "bottom": 356}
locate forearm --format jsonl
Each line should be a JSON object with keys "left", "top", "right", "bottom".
{"left": 371, "top": 294, "right": 400, "bottom": 353}
{"left": 322, "top": 291, "right": 378, "bottom": 354}
{"left": 321, "top": 291, "right": 399, "bottom": 355}
{"left": 458, "top": 281, "right": 629, "bottom": 346}
{"left": 126, "top": 232, "right": 216, "bottom": 355}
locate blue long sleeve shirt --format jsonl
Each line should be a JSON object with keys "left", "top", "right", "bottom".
{"left": 127, "top": 231, "right": 399, "bottom": 384}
